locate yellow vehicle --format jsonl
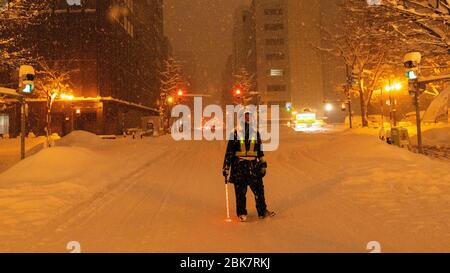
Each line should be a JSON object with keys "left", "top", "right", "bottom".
{"left": 292, "top": 109, "right": 324, "bottom": 132}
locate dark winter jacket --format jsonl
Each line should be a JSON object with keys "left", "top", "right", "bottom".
{"left": 223, "top": 123, "right": 267, "bottom": 184}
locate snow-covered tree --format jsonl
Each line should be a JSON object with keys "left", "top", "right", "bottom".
{"left": 0, "top": 0, "right": 49, "bottom": 69}
{"left": 372, "top": 0, "right": 450, "bottom": 53}
{"left": 321, "top": 0, "right": 406, "bottom": 126}
{"left": 369, "top": 0, "right": 450, "bottom": 98}
{"left": 159, "top": 57, "right": 183, "bottom": 100}
{"left": 233, "top": 67, "right": 253, "bottom": 94}
{"left": 159, "top": 57, "right": 184, "bottom": 129}
{"left": 34, "top": 60, "right": 76, "bottom": 145}
{"left": 35, "top": 61, "right": 75, "bottom": 99}
{"left": 232, "top": 67, "right": 255, "bottom": 105}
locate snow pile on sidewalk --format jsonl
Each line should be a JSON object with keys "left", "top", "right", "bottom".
{"left": 56, "top": 130, "right": 104, "bottom": 148}
{"left": 0, "top": 131, "right": 166, "bottom": 240}
{"left": 421, "top": 127, "right": 450, "bottom": 147}
{"left": 409, "top": 124, "right": 450, "bottom": 147}
{"left": 0, "top": 137, "right": 49, "bottom": 173}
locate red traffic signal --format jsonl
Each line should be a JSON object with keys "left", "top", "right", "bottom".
{"left": 177, "top": 89, "right": 184, "bottom": 96}
{"left": 234, "top": 88, "right": 242, "bottom": 96}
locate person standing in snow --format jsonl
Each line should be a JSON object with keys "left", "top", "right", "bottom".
{"left": 222, "top": 111, "right": 275, "bottom": 222}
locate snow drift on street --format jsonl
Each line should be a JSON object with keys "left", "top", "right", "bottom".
{"left": 0, "top": 128, "right": 450, "bottom": 252}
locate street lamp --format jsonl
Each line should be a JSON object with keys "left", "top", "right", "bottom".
{"left": 384, "top": 81, "right": 402, "bottom": 128}
{"left": 325, "top": 103, "right": 333, "bottom": 112}
{"left": 60, "top": 93, "right": 74, "bottom": 101}
{"left": 46, "top": 91, "right": 75, "bottom": 147}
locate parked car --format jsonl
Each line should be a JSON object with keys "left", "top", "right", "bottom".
{"left": 141, "top": 123, "right": 155, "bottom": 138}
{"left": 124, "top": 125, "right": 155, "bottom": 139}
{"left": 124, "top": 128, "right": 141, "bottom": 139}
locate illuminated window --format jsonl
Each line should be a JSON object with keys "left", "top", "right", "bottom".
{"left": 66, "top": 0, "right": 81, "bottom": 6}
{"left": 269, "top": 69, "right": 284, "bottom": 76}
{"left": 0, "top": 114, "right": 9, "bottom": 135}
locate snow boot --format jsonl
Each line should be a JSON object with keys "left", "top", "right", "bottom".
{"left": 259, "top": 210, "right": 276, "bottom": 220}
{"left": 238, "top": 215, "right": 248, "bottom": 222}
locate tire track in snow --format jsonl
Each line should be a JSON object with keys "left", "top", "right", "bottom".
{"left": 17, "top": 146, "right": 177, "bottom": 252}
{"left": 137, "top": 142, "right": 203, "bottom": 249}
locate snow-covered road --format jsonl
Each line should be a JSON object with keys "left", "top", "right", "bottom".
{"left": 1, "top": 128, "right": 450, "bottom": 253}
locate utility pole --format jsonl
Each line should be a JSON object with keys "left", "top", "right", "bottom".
{"left": 404, "top": 52, "right": 423, "bottom": 154}
{"left": 345, "top": 64, "right": 353, "bottom": 129}
{"left": 346, "top": 86, "right": 353, "bottom": 129}
{"left": 413, "top": 81, "right": 423, "bottom": 154}
{"left": 20, "top": 97, "right": 26, "bottom": 160}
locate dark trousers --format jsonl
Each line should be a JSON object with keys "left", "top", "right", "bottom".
{"left": 234, "top": 179, "right": 267, "bottom": 217}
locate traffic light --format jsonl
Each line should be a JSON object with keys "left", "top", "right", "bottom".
{"left": 234, "top": 88, "right": 242, "bottom": 96}
{"left": 18, "top": 65, "right": 35, "bottom": 95}
{"left": 406, "top": 70, "right": 418, "bottom": 80}
{"left": 177, "top": 89, "right": 184, "bottom": 97}
{"left": 341, "top": 103, "right": 347, "bottom": 112}
{"left": 285, "top": 102, "right": 292, "bottom": 112}
{"left": 404, "top": 52, "right": 421, "bottom": 80}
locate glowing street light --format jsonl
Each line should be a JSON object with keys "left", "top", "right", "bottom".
{"left": 167, "top": 96, "right": 174, "bottom": 104}
{"left": 384, "top": 81, "right": 402, "bottom": 127}
{"left": 385, "top": 82, "right": 402, "bottom": 92}
{"left": 325, "top": 103, "right": 333, "bottom": 112}
{"left": 60, "top": 93, "right": 74, "bottom": 101}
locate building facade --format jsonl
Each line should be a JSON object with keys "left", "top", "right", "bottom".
{"left": 227, "top": 0, "right": 345, "bottom": 119}
{"left": 232, "top": 5, "right": 257, "bottom": 79}
{"left": 3, "top": 0, "right": 166, "bottom": 137}
{"left": 254, "top": 0, "right": 291, "bottom": 115}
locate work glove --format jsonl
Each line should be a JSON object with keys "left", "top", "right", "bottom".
{"left": 223, "top": 167, "right": 230, "bottom": 180}
{"left": 257, "top": 158, "right": 267, "bottom": 178}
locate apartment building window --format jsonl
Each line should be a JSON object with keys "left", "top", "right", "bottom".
{"left": 65, "top": 0, "right": 81, "bottom": 6}
{"left": 267, "top": 85, "right": 287, "bottom": 92}
{"left": 266, "top": 53, "right": 285, "bottom": 60}
{"left": 112, "top": 0, "right": 135, "bottom": 38}
{"left": 266, "top": 38, "right": 285, "bottom": 46}
{"left": 54, "top": 0, "right": 96, "bottom": 10}
{"left": 0, "top": 114, "right": 9, "bottom": 135}
{"left": 264, "top": 9, "right": 283, "bottom": 15}
{"left": 269, "top": 69, "right": 284, "bottom": 76}
{"left": 264, "top": 23, "right": 284, "bottom": 31}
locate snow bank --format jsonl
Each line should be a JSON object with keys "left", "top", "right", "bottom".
{"left": 423, "top": 87, "right": 449, "bottom": 123}
{"left": 56, "top": 130, "right": 103, "bottom": 148}
{"left": 421, "top": 127, "right": 450, "bottom": 147}
{"left": 0, "top": 133, "right": 168, "bottom": 244}
{"left": 0, "top": 137, "right": 48, "bottom": 173}
{"left": 409, "top": 125, "right": 450, "bottom": 147}
{"left": 0, "top": 147, "right": 99, "bottom": 187}
{"left": 0, "top": 146, "right": 103, "bottom": 238}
